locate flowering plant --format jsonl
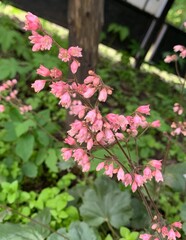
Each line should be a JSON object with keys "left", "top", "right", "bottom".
{"left": 1, "top": 12, "right": 184, "bottom": 240}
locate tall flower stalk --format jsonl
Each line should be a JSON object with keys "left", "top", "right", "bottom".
{"left": 22, "top": 12, "right": 184, "bottom": 240}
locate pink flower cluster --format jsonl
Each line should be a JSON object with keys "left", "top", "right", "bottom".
{"left": 24, "top": 13, "right": 162, "bottom": 191}
{"left": 58, "top": 46, "right": 82, "bottom": 74}
{"left": 24, "top": 12, "right": 183, "bottom": 240}
{"left": 171, "top": 103, "right": 186, "bottom": 136}
{"left": 164, "top": 45, "right": 186, "bottom": 63}
{"left": 140, "top": 221, "right": 182, "bottom": 240}
{"left": 96, "top": 159, "right": 163, "bottom": 192}
{"left": 0, "top": 79, "right": 32, "bottom": 114}
{"left": 24, "top": 12, "right": 53, "bottom": 52}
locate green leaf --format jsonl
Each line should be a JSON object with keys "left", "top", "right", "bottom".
{"left": 36, "top": 130, "right": 50, "bottom": 146}
{"left": 35, "top": 109, "right": 51, "bottom": 126}
{"left": 105, "top": 234, "right": 113, "bottom": 240}
{"left": 80, "top": 176, "right": 132, "bottom": 228}
{"left": 183, "top": 222, "right": 186, "bottom": 235}
{"left": 120, "top": 227, "right": 130, "bottom": 237}
{"left": 22, "top": 162, "right": 38, "bottom": 178}
{"left": 15, "top": 134, "right": 35, "bottom": 161}
{"left": 181, "top": 203, "right": 186, "bottom": 221}
{"left": 0, "top": 26, "right": 18, "bottom": 52}
{"left": 164, "top": 162, "right": 186, "bottom": 192}
{"left": 15, "top": 119, "right": 36, "bottom": 137}
{"left": 36, "top": 148, "right": 48, "bottom": 165}
{"left": 3, "top": 122, "right": 17, "bottom": 142}
{"left": 130, "top": 198, "right": 150, "bottom": 230}
{"left": 0, "top": 58, "right": 20, "bottom": 80}
{"left": 45, "top": 148, "right": 58, "bottom": 172}
{"left": 28, "top": 209, "right": 51, "bottom": 238}
{"left": 9, "top": 106, "right": 23, "bottom": 122}
{"left": 0, "top": 223, "right": 44, "bottom": 240}
{"left": 48, "top": 221, "right": 98, "bottom": 240}
{"left": 129, "top": 232, "right": 139, "bottom": 240}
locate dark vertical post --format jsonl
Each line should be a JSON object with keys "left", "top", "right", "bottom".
{"left": 68, "top": 0, "right": 104, "bottom": 81}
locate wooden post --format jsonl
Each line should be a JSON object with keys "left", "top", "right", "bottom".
{"left": 68, "top": 0, "right": 104, "bottom": 81}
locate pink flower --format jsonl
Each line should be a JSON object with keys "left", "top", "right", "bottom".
{"left": 36, "top": 65, "right": 50, "bottom": 77}
{"left": 148, "top": 160, "right": 162, "bottom": 170}
{"left": 173, "top": 103, "right": 183, "bottom": 115}
{"left": 83, "top": 87, "right": 96, "bottom": 98}
{"left": 96, "top": 162, "right": 105, "bottom": 171}
{"left": 82, "top": 162, "right": 90, "bottom": 172}
{"left": 171, "top": 222, "right": 182, "bottom": 229}
{"left": 24, "top": 12, "right": 41, "bottom": 31}
{"left": 64, "top": 136, "right": 76, "bottom": 145}
{"left": 143, "top": 167, "right": 153, "bottom": 181}
{"left": 69, "top": 100, "right": 86, "bottom": 118}
{"left": 68, "top": 46, "right": 82, "bottom": 57}
{"left": 153, "top": 169, "right": 163, "bottom": 182}
{"left": 98, "top": 88, "right": 111, "bottom": 102}
{"left": 136, "top": 105, "right": 150, "bottom": 115}
{"left": 164, "top": 54, "right": 177, "bottom": 63}
{"left": 68, "top": 120, "right": 83, "bottom": 137}
{"left": 70, "top": 60, "right": 80, "bottom": 74}
{"left": 85, "top": 109, "right": 97, "bottom": 124}
{"left": 151, "top": 120, "right": 161, "bottom": 128}
{"left": 123, "top": 173, "right": 132, "bottom": 187}
{"left": 50, "top": 81, "right": 68, "bottom": 98}
{"left": 50, "top": 67, "right": 62, "bottom": 78}
{"left": 180, "top": 49, "right": 186, "bottom": 58}
{"left": 167, "top": 229, "right": 176, "bottom": 240}
{"left": 29, "top": 31, "right": 52, "bottom": 51}
{"left": 104, "top": 163, "right": 114, "bottom": 177}
{"left": 139, "top": 234, "right": 152, "bottom": 240}
{"left": 84, "top": 75, "right": 100, "bottom": 86}
{"left": 0, "top": 104, "right": 5, "bottom": 112}
{"left": 173, "top": 45, "right": 184, "bottom": 52}
{"left": 58, "top": 48, "right": 71, "bottom": 62}
{"left": 31, "top": 80, "right": 46, "bottom": 92}
{"left": 59, "top": 92, "right": 71, "bottom": 109}
{"left": 73, "top": 148, "right": 85, "bottom": 161}
{"left": 96, "top": 131, "right": 104, "bottom": 142}
{"left": 87, "top": 138, "right": 93, "bottom": 150}
{"left": 61, "top": 148, "right": 72, "bottom": 161}
{"left": 117, "top": 168, "right": 125, "bottom": 181}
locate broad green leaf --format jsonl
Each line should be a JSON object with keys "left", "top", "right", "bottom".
{"left": 0, "top": 58, "right": 20, "bottom": 80}
{"left": 35, "top": 109, "right": 51, "bottom": 126}
{"left": 183, "top": 222, "right": 186, "bottom": 234}
{"left": 105, "top": 234, "right": 113, "bottom": 240}
{"left": 164, "top": 162, "right": 186, "bottom": 192}
{"left": 15, "top": 134, "right": 35, "bottom": 161}
{"left": 48, "top": 221, "right": 97, "bottom": 240}
{"left": 22, "top": 162, "right": 38, "bottom": 178}
{"left": 36, "top": 148, "right": 48, "bottom": 165}
{"left": 130, "top": 198, "right": 150, "bottom": 230}
{"left": 120, "top": 227, "right": 130, "bottom": 237}
{"left": 129, "top": 232, "right": 139, "bottom": 240}
{"left": 15, "top": 119, "right": 36, "bottom": 137}
{"left": 0, "top": 27, "right": 18, "bottom": 52}
{"left": 9, "top": 106, "right": 23, "bottom": 122}
{"left": 28, "top": 209, "right": 51, "bottom": 238}
{"left": 3, "top": 122, "right": 17, "bottom": 142}
{"left": 36, "top": 130, "right": 50, "bottom": 146}
{"left": 181, "top": 203, "right": 186, "bottom": 221}
{"left": 45, "top": 148, "right": 58, "bottom": 172}
{"left": 0, "top": 223, "right": 44, "bottom": 240}
{"left": 80, "top": 176, "right": 132, "bottom": 228}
